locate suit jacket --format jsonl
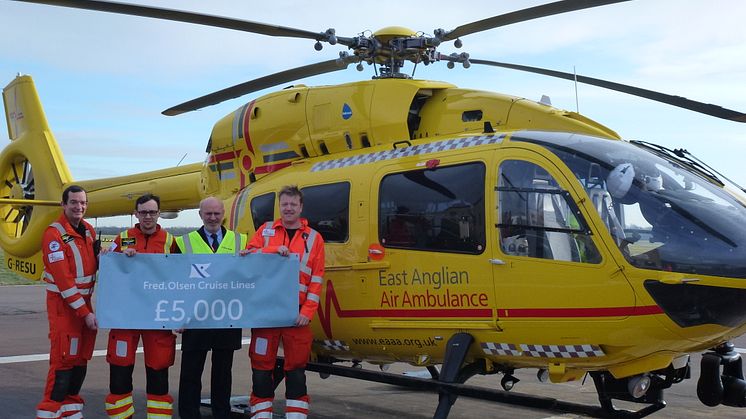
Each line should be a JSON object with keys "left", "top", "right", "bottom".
{"left": 178, "top": 226, "right": 243, "bottom": 351}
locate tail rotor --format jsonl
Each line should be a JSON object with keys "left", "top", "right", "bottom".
{"left": 1, "top": 155, "right": 35, "bottom": 236}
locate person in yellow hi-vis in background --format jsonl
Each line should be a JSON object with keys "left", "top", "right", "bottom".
{"left": 173, "top": 197, "right": 248, "bottom": 419}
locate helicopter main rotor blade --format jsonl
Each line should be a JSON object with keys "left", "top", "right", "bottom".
{"left": 470, "top": 59, "right": 746, "bottom": 123}
{"left": 13, "top": 0, "right": 350, "bottom": 44}
{"left": 163, "top": 58, "right": 359, "bottom": 116}
{"left": 440, "top": 0, "right": 630, "bottom": 41}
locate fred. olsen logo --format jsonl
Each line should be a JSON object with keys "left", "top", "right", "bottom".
{"left": 189, "top": 263, "right": 211, "bottom": 278}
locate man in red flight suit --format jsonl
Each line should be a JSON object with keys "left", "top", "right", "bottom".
{"left": 104, "top": 194, "right": 176, "bottom": 419}
{"left": 248, "top": 185, "right": 325, "bottom": 419}
{"left": 37, "top": 185, "right": 99, "bottom": 419}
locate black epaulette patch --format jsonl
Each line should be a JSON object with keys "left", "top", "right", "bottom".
{"left": 121, "top": 238, "right": 136, "bottom": 246}
{"left": 61, "top": 234, "right": 74, "bottom": 244}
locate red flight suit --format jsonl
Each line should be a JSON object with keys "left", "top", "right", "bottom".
{"left": 105, "top": 224, "right": 176, "bottom": 419}
{"left": 248, "top": 218, "right": 325, "bottom": 419}
{"left": 37, "top": 214, "right": 98, "bottom": 419}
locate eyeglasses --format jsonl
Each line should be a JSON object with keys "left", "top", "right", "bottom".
{"left": 137, "top": 210, "right": 159, "bottom": 217}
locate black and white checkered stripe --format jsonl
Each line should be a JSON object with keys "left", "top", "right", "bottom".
{"left": 318, "top": 339, "right": 350, "bottom": 351}
{"left": 310, "top": 134, "right": 505, "bottom": 172}
{"left": 481, "top": 342, "right": 521, "bottom": 356}
{"left": 521, "top": 344, "right": 604, "bottom": 358}
{"left": 481, "top": 342, "right": 605, "bottom": 358}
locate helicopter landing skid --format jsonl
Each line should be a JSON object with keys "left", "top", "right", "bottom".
{"left": 306, "top": 359, "right": 666, "bottom": 418}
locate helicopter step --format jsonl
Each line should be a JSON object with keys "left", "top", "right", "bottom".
{"left": 433, "top": 332, "right": 477, "bottom": 418}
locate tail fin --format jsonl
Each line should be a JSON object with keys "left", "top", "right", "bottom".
{"left": 0, "top": 75, "right": 74, "bottom": 279}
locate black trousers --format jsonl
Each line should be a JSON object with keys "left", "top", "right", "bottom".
{"left": 178, "top": 348, "right": 235, "bottom": 419}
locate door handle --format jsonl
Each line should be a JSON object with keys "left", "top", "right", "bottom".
{"left": 489, "top": 258, "right": 506, "bottom": 265}
{"left": 658, "top": 277, "right": 700, "bottom": 285}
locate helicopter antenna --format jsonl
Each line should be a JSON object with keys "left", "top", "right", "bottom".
{"left": 574, "top": 66, "right": 580, "bottom": 113}
{"left": 176, "top": 152, "right": 188, "bottom": 167}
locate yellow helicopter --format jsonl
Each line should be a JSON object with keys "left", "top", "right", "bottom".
{"left": 3, "top": 0, "right": 746, "bottom": 417}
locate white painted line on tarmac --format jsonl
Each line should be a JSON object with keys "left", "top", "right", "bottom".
{"left": 0, "top": 353, "right": 50, "bottom": 364}
{"left": 0, "top": 337, "right": 251, "bottom": 365}
{"left": 1, "top": 341, "right": 742, "bottom": 365}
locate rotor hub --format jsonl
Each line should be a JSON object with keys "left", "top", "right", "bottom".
{"left": 372, "top": 26, "right": 417, "bottom": 43}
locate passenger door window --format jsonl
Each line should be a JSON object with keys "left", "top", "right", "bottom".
{"left": 379, "top": 162, "right": 486, "bottom": 254}
{"left": 250, "top": 192, "right": 275, "bottom": 230}
{"left": 301, "top": 182, "right": 350, "bottom": 243}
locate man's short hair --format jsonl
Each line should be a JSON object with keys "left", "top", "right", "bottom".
{"left": 62, "top": 185, "right": 86, "bottom": 204}
{"left": 279, "top": 185, "right": 303, "bottom": 204}
{"left": 135, "top": 193, "right": 160, "bottom": 210}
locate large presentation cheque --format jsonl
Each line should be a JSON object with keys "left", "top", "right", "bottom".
{"left": 96, "top": 252, "right": 299, "bottom": 329}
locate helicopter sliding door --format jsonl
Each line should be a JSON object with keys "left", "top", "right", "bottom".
{"left": 489, "top": 148, "right": 635, "bottom": 357}
{"left": 353, "top": 150, "right": 497, "bottom": 363}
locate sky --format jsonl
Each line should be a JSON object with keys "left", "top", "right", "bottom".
{"left": 1, "top": 0, "right": 745, "bottom": 227}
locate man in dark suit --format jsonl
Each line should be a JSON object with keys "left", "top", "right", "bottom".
{"left": 174, "top": 197, "right": 248, "bottom": 419}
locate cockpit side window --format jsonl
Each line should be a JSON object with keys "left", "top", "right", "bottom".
{"left": 512, "top": 133, "right": 746, "bottom": 278}
{"left": 497, "top": 160, "right": 601, "bottom": 263}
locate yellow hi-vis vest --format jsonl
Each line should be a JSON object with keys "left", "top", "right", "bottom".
{"left": 175, "top": 230, "right": 247, "bottom": 255}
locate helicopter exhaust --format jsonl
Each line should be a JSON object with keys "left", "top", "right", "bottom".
{"left": 697, "top": 342, "right": 746, "bottom": 408}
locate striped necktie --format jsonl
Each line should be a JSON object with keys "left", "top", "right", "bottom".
{"left": 210, "top": 233, "right": 219, "bottom": 252}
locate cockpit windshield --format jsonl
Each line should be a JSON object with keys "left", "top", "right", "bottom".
{"left": 513, "top": 132, "right": 746, "bottom": 278}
